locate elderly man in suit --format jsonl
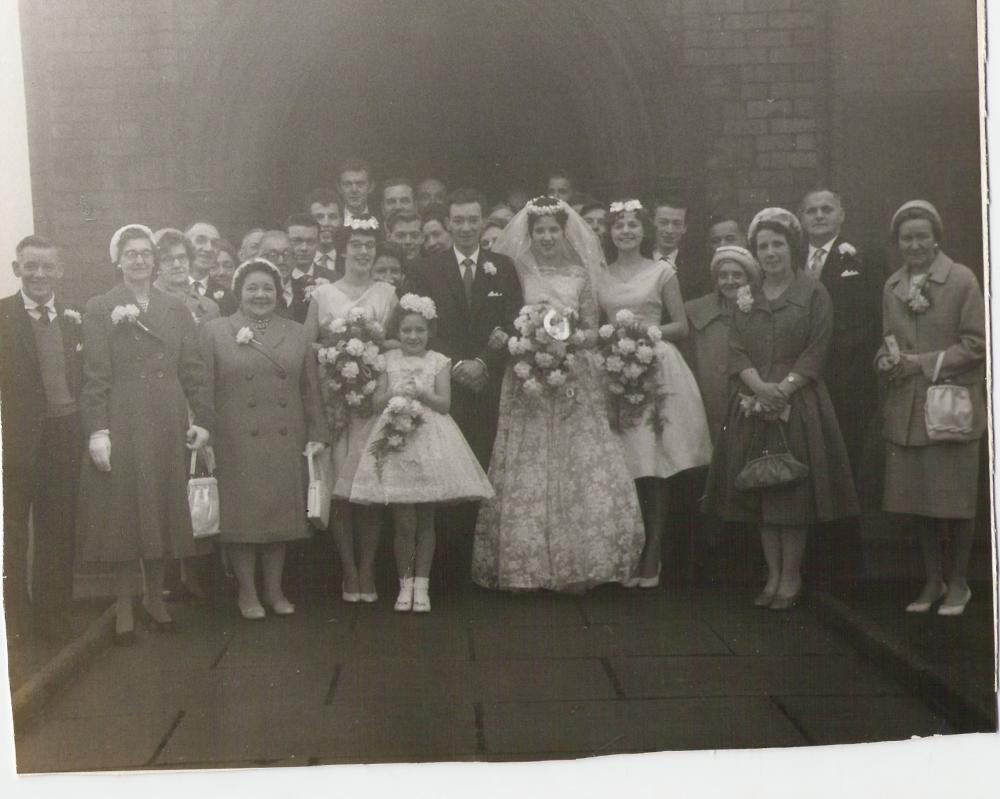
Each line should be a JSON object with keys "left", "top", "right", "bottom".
{"left": 798, "top": 188, "right": 880, "bottom": 584}
{"left": 406, "top": 189, "right": 523, "bottom": 546}
{"left": 1, "top": 235, "right": 84, "bottom": 642}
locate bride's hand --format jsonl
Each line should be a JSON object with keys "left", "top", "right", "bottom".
{"left": 488, "top": 327, "right": 509, "bottom": 351}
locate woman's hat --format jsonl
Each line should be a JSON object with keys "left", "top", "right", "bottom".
{"left": 711, "top": 245, "right": 761, "bottom": 284}
{"left": 231, "top": 258, "right": 282, "bottom": 293}
{"left": 747, "top": 207, "right": 802, "bottom": 242}
{"left": 890, "top": 200, "right": 943, "bottom": 237}
{"left": 109, "top": 223, "right": 154, "bottom": 263}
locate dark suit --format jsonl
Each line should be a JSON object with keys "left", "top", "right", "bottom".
{"left": 205, "top": 276, "right": 237, "bottom": 316}
{"left": 0, "top": 293, "right": 83, "bottom": 637}
{"left": 804, "top": 236, "right": 880, "bottom": 583}
{"left": 406, "top": 249, "right": 522, "bottom": 551}
{"left": 290, "top": 265, "right": 339, "bottom": 324}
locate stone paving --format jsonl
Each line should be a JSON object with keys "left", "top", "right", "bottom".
{"left": 12, "top": 580, "right": 957, "bottom": 773}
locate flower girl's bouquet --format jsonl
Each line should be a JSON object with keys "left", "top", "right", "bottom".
{"left": 367, "top": 395, "right": 425, "bottom": 478}
{"left": 595, "top": 309, "right": 665, "bottom": 432}
{"left": 316, "top": 306, "right": 387, "bottom": 432}
{"left": 505, "top": 302, "right": 587, "bottom": 400}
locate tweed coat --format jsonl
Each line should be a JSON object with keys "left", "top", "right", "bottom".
{"left": 202, "top": 312, "right": 329, "bottom": 542}
{"left": 876, "top": 251, "right": 986, "bottom": 447}
{"left": 684, "top": 291, "right": 733, "bottom": 444}
{"left": 77, "top": 284, "right": 213, "bottom": 562}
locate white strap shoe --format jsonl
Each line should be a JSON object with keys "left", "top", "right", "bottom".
{"left": 413, "top": 577, "right": 431, "bottom": 613}
{"left": 395, "top": 578, "right": 414, "bottom": 612}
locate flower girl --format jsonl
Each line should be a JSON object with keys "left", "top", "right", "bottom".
{"left": 351, "top": 294, "right": 494, "bottom": 612}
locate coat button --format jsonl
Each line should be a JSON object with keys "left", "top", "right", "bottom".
{"left": 157, "top": 352, "right": 164, "bottom": 360}
{"left": 245, "top": 373, "right": 253, "bottom": 381}
{"left": 248, "top": 399, "right": 257, "bottom": 408}
{"left": 279, "top": 427, "right": 288, "bottom": 436}
{"left": 156, "top": 370, "right": 164, "bottom": 379}
{"left": 139, "top": 372, "right": 146, "bottom": 379}
{"left": 250, "top": 429, "right": 259, "bottom": 437}
{"left": 278, "top": 398, "right": 288, "bottom": 407}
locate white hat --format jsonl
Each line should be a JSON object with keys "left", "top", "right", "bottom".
{"left": 109, "top": 224, "right": 154, "bottom": 263}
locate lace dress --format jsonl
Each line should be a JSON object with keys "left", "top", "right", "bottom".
{"left": 309, "top": 281, "right": 397, "bottom": 498}
{"left": 597, "top": 260, "right": 713, "bottom": 478}
{"left": 350, "top": 350, "right": 495, "bottom": 506}
{"left": 471, "top": 264, "right": 644, "bottom": 591}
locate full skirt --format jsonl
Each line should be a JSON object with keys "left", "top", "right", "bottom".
{"left": 882, "top": 440, "right": 980, "bottom": 519}
{"left": 472, "top": 355, "right": 644, "bottom": 591}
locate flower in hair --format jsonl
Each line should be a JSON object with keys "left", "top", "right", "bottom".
{"left": 399, "top": 293, "right": 437, "bottom": 320}
{"left": 609, "top": 199, "right": 643, "bottom": 214}
{"left": 346, "top": 216, "right": 380, "bottom": 232}
{"left": 524, "top": 196, "right": 567, "bottom": 216}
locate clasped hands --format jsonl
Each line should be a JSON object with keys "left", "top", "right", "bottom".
{"left": 452, "top": 359, "right": 488, "bottom": 392}
{"left": 752, "top": 382, "right": 790, "bottom": 415}
{"left": 876, "top": 351, "right": 921, "bottom": 380}
{"left": 88, "top": 424, "right": 211, "bottom": 473}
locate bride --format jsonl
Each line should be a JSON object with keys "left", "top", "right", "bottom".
{"left": 471, "top": 196, "right": 644, "bottom": 592}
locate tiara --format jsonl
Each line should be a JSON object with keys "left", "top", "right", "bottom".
{"left": 346, "top": 216, "right": 379, "bottom": 232}
{"left": 609, "top": 199, "right": 643, "bottom": 214}
{"left": 399, "top": 293, "right": 437, "bottom": 321}
{"left": 524, "top": 196, "right": 567, "bottom": 216}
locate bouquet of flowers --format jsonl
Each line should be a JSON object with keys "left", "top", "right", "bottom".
{"left": 505, "top": 302, "right": 587, "bottom": 400}
{"left": 595, "top": 309, "right": 665, "bottom": 432}
{"left": 367, "top": 395, "right": 425, "bottom": 478}
{"left": 316, "top": 306, "right": 387, "bottom": 432}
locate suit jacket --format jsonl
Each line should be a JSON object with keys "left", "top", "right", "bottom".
{"left": 0, "top": 292, "right": 84, "bottom": 472}
{"left": 405, "top": 249, "right": 523, "bottom": 376}
{"left": 876, "top": 251, "right": 986, "bottom": 447}
{"left": 205, "top": 277, "right": 237, "bottom": 316}
{"left": 290, "top": 264, "right": 339, "bottom": 324}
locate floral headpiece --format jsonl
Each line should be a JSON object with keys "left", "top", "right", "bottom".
{"left": 609, "top": 199, "right": 643, "bottom": 215}
{"left": 231, "top": 258, "right": 282, "bottom": 292}
{"left": 399, "top": 293, "right": 437, "bottom": 321}
{"left": 109, "top": 223, "right": 154, "bottom": 263}
{"left": 524, "top": 196, "right": 567, "bottom": 216}
{"left": 345, "top": 216, "right": 380, "bottom": 232}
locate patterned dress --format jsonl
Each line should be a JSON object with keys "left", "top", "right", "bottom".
{"left": 472, "top": 264, "right": 644, "bottom": 591}
{"left": 309, "top": 281, "right": 397, "bottom": 499}
{"left": 350, "top": 350, "right": 494, "bottom": 506}
{"left": 597, "top": 260, "right": 713, "bottom": 478}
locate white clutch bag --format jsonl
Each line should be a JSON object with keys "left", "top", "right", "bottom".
{"left": 306, "top": 448, "right": 332, "bottom": 531}
{"left": 188, "top": 450, "right": 220, "bottom": 539}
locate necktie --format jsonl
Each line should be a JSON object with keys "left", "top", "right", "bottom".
{"left": 37, "top": 308, "right": 51, "bottom": 325}
{"left": 461, "top": 258, "right": 475, "bottom": 305}
{"left": 809, "top": 249, "right": 825, "bottom": 276}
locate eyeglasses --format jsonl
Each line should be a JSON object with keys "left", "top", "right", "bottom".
{"left": 347, "top": 240, "right": 377, "bottom": 251}
{"left": 159, "top": 254, "right": 190, "bottom": 267}
{"left": 121, "top": 250, "right": 156, "bottom": 263}
{"left": 261, "top": 249, "right": 293, "bottom": 262}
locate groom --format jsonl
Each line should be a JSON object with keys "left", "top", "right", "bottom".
{"left": 406, "top": 188, "right": 522, "bottom": 533}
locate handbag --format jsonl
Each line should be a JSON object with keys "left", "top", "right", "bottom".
{"left": 306, "top": 448, "right": 332, "bottom": 531}
{"left": 188, "top": 450, "right": 220, "bottom": 538}
{"left": 735, "top": 419, "right": 809, "bottom": 491}
{"left": 925, "top": 351, "right": 975, "bottom": 442}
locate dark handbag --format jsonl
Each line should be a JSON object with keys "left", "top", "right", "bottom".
{"left": 735, "top": 419, "right": 809, "bottom": 491}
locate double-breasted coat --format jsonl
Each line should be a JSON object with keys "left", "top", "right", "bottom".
{"left": 875, "top": 251, "right": 986, "bottom": 519}
{"left": 704, "top": 273, "right": 860, "bottom": 525}
{"left": 202, "top": 312, "right": 329, "bottom": 543}
{"left": 77, "top": 284, "right": 213, "bottom": 563}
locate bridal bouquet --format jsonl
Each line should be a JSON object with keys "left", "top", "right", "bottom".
{"left": 505, "top": 302, "right": 586, "bottom": 399}
{"left": 316, "top": 306, "right": 387, "bottom": 432}
{"left": 595, "top": 309, "right": 665, "bottom": 432}
{"left": 367, "top": 395, "right": 425, "bottom": 478}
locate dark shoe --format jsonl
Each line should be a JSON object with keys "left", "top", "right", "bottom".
{"left": 136, "top": 603, "right": 178, "bottom": 634}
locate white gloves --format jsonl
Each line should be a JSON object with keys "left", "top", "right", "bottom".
{"left": 89, "top": 431, "right": 111, "bottom": 472}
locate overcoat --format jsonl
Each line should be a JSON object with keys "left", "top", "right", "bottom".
{"left": 77, "top": 284, "right": 212, "bottom": 562}
{"left": 202, "top": 312, "right": 329, "bottom": 542}
{"left": 684, "top": 291, "right": 732, "bottom": 443}
{"left": 876, "top": 251, "right": 986, "bottom": 447}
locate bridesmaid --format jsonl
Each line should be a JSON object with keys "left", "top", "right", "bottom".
{"left": 597, "top": 200, "right": 712, "bottom": 586}
{"left": 305, "top": 216, "right": 398, "bottom": 603}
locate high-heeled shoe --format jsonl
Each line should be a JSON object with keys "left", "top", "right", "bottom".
{"left": 238, "top": 598, "right": 266, "bottom": 621}
{"left": 937, "top": 585, "right": 971, "bottom": 617}
{"left": 264, "top": 597, "right": 295, "bottom": 616}
{"left": 769, "top": 590, "right": 801, "bottom": 612}
{"left": 342, "top": 582, "right": 361, "bottom": 603}
{"left": 395, "top": 578, "right": 414, "bottom": 612}
{"left": 412, "top": 577, "right": 430, "bottom": 613}
{"left": 359, "top": 591, "right": 378, "bottom": 603}
{"left": 136, "top": 602, "right": 178, "bottom": 633}
{"left": 905, "top": 582, "right": 948, "bottom": 613}
{"left": 622, "top": 575, "right": 641, "bottom": 588}
{"left": 753, "top": 589, "right": 777, "bottom": 608}
{"left": 637, "top": 564, "right": 661, "bottom": 589}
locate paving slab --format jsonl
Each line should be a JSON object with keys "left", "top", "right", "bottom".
{"left": 16, "top": 710, "right": 178, "bottom": 773}
{"left": 776, "top": 694, "right": 954, "bottom": 745}
{"left": 614, "top": 654, "right": 905, "bottom": 699}
{"left": 473, "top": 658, "right": 617, "bottom": 702}
{"left": 331, "top": 658, "right": 477, "bottom": 703}
{"left": 574, "top": 588, "right": 700, "bottom": 625}
{"left": 481, "top": 697, "right": 807, "bottom": 755}
{"left": 705, "top": 614, "right": 853, "bottom": 656}
{"left": 447, "top": 589, "right": 587, "bottom": 626}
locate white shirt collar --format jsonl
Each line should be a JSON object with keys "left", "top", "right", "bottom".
{"left": 653, "top": 249, "right": 677, "bottom": 265}
{"left": 190, "top": 275, "right": 208, "bottom": 288}
{"left": 291, "top": 265, "right": 315, "bottom": 280}
{"left": 454, "top": 246, "right": 480, "bottom": 267}
{"left": 314, "top": 249, "right": 337, "bottom": 266}
{"left": 343, "top": 208, "right": 369, "bottom": 225}
{"left": 22, "top": 291, "right": 56, "bottom": 316}
{"left": 808, "top": 236, "right": 838, "bottom": 261}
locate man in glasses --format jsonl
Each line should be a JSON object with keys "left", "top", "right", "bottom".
{"left": 256, "top": 229, "right": 296, "bottom": 319}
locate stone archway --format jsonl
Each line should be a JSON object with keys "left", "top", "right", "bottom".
{"left": 179, "top": 0, "right": 704, "bottom": 227}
